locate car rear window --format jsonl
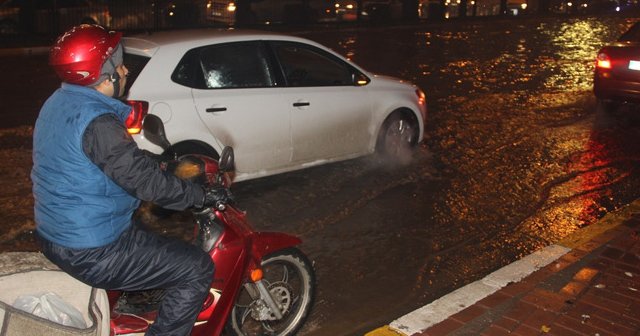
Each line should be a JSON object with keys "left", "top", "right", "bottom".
{"left": 123, "top": 53, "right": 150, "bottom": 96}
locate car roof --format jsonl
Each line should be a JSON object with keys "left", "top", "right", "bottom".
{"left": 123, "top": 28, "right": 317, "bottom": 57}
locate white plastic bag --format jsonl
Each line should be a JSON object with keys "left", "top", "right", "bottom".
{"left": 13, "top": 292, "right": 87, "bottom": 328}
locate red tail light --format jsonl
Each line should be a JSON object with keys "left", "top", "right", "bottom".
{"left": 125, "top": 100, "right": 149, "bottom": 134}
{"left": 596, "top": 52, "right": 612, "bottom": 69}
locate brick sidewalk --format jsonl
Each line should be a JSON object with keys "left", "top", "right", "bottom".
{"left": 416, "top": 214, "right": 640, "bottom": 336}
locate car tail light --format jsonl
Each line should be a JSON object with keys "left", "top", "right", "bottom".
{"left": 124, "top": 100, "right": 149, "bottom": 134}
{"left": 596, "top": 52, "right": 612, "bottom": 69}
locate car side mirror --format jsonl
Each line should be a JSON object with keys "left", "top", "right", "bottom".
{"left": 354, "top": 72, "right": 370, "bottom": 86}
{"left": 142, "top": 114, "right": 172, "bottom": 150}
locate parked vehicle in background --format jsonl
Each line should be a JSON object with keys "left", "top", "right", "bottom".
{"left": 332, "top": 0, "right": 357, "bottom": 21}
{"left": 206, "top": 0, "right": 329, "bottom": 25}
{"left": 360, "top": 0, "right": 402, "bottom": 22}
{"left": 0, "top": 0, "right": 111, "bottom": 35}
{"left": 205, "top": 0, "right": 235, "bottom": 24}
{"left": 122, "top": 29, "right": 427, "bottom": 182}
{"left": 593, "top": 21, "right": 640, "bottom": 113}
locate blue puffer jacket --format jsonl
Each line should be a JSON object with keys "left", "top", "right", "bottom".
{"left": 32, "top": 83, "right": 140, "bottom": 249}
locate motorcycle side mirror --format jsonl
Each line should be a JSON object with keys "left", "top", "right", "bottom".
{"left": 142, "top": 114, "right": 172, "bottom": 151}
{"left": 219, "top": 146, "right": 235, "bottom": 173}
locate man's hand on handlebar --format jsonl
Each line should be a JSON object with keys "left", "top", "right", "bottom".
{"left": 201, "top": 184, "right": 233, "bottom": 210}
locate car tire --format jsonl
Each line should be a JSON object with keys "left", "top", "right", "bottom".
{"left": 375, "top": 111, "right": 419, "bottom": 160}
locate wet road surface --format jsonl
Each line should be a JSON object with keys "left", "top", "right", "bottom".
{"left": 2, "top": 14, "right": 640, "bottom": 336}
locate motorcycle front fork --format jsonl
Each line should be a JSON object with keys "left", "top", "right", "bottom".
{"left": 243, "top": 279, "right": 283, "bottom": 321}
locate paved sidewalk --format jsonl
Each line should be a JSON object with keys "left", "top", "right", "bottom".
{"left": 369, "top": 200, "right": 640, "bottom": 336}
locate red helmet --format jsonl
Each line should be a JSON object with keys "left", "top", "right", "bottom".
{"left": 49, "top": 24, "right": 123, "bottom": 86}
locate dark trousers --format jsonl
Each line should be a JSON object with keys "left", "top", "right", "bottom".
{"left": 39, "top": 223, "right": 215, "bottom": 336}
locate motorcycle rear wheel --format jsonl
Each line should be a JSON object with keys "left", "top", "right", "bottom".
{"left": 228, "top": 248, "right": 315, "bottom": 336}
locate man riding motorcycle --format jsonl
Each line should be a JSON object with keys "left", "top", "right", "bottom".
{"left": 31, "top": 24, "right": 228, "bottom": 336}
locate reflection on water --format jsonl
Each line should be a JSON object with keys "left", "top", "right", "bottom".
{"left": 543, "top": 19, "right": 620, "bottom": 91}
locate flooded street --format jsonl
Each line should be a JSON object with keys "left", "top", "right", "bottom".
{"left": 2, "top": 14, "right": 640, "bottom": 336}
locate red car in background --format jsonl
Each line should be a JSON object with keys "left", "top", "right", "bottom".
{"left": 594, "top": 21, "right": 640, "bottom": 113}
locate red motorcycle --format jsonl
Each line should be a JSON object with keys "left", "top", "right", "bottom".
{"left": 109, "top": 114, "right": 316, "bottom": 336}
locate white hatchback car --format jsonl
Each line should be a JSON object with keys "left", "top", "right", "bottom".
{"left": 122, "top": 29, "right": 427, "bottom": 182}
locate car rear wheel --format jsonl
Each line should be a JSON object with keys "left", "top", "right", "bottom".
{"left": 146, "top": 141, "right": 219, "bottom": 218}
{"left": 171, "top": 141, "right": 220, "bottom": 160}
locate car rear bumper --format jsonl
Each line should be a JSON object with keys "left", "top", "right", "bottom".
{"left": 594, "top": 71, "right": 640, "bottom": 103}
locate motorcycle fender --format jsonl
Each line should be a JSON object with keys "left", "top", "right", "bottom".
{"left": 251, "top": 232, "right": 301, "bottom": 260}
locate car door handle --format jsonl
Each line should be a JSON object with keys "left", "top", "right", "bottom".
{"left": 206, "top": 107, "right": 227, "bottom": 113}
{"left": 293, "top": 102, "right": 310, "bottom": 107}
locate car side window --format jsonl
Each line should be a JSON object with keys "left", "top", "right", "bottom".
{"left": 272, "top": 41, "right": 354, "bottom": 87}
{"left": 198, "top": 42, "right": 274, "bottom": 89}
{"left": 172, "top": 42, "right": 274, "bottom": 89}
